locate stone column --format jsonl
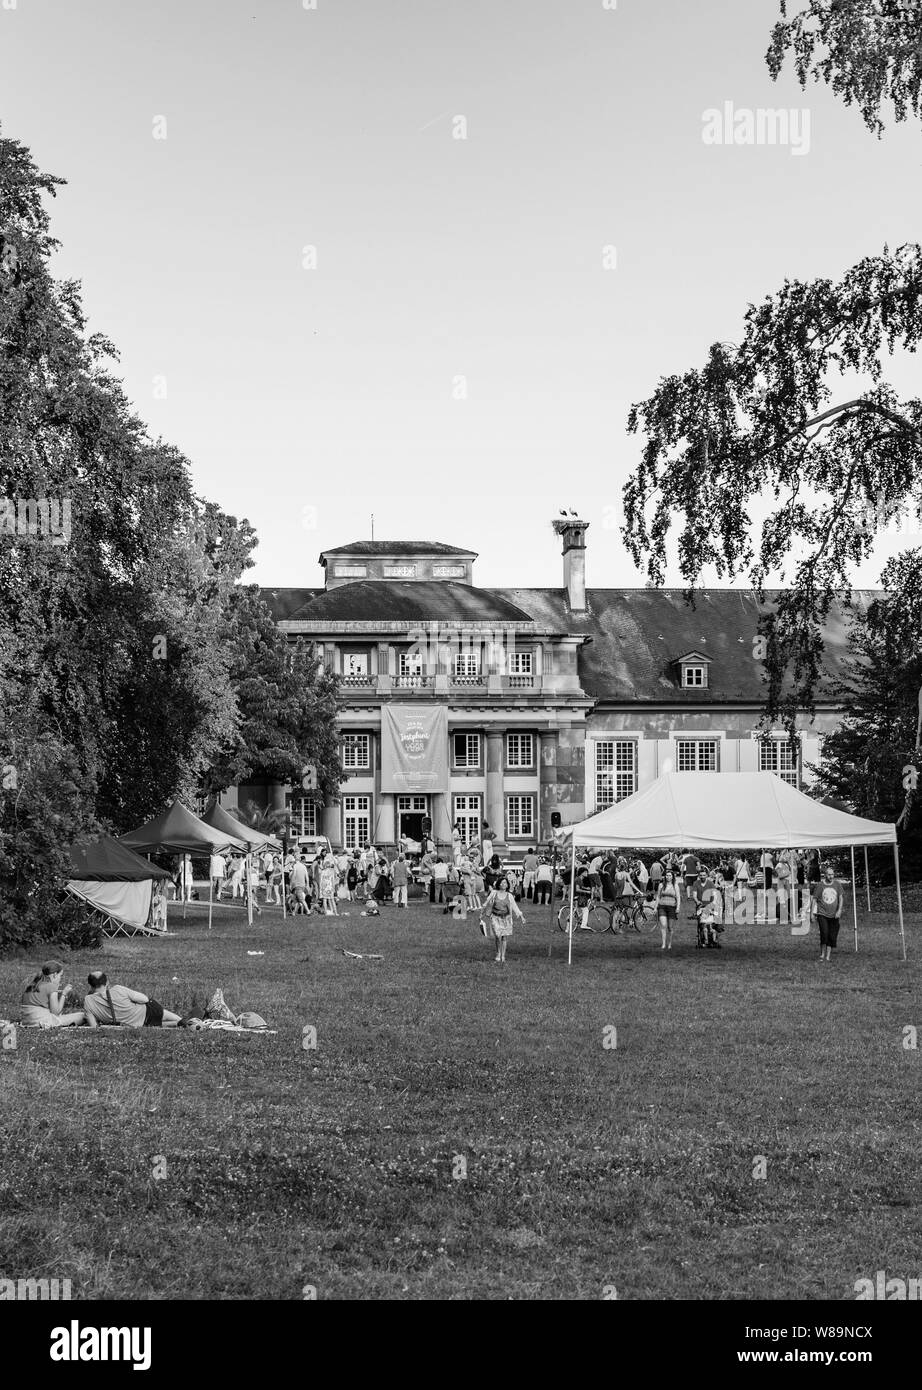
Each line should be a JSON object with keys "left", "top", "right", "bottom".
{"left": 376, "top": 793, "right": 396, "bottom": 849}
{"left": 322, "top": 804, "right": 339, "bottom": 848}
{"left": 486, "top": 729, "right": 505, "bottom": 851}
{"left": 539, "top": 728, "right": 559, "bottom": 843}
{"left": 555, "top": 722, "right": 586, "bottom": 824}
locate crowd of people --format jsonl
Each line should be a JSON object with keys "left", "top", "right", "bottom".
{"left": 152, "top": 833, "right": 849, "bottom": 966}
{"left": 14, "top": 843, "right": 850, "bottom": 1029}
{"left": 565, "top": 846, "right": 846, "bottom": 957}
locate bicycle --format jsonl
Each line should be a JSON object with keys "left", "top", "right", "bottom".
{"left": 556, "top": 890, "right": 611, "bottom": 933}
{"left": 610, "top": 895, "right": 660, "bottom": 934}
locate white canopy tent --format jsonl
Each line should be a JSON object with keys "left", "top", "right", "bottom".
{"left": 561, "top": 772, "right": 903, "bottom": 964}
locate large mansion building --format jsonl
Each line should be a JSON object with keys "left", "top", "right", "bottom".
{"left": 230, "top": 518, "right": 864, "bottom": 858}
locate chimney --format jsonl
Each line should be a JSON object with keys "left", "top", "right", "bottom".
{"left": 551, "top": 516, "right": 589, "bottom": 612}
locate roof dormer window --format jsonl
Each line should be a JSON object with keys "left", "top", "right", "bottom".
{"left": 674, "top": 650, "right": 711, "bottom": 689}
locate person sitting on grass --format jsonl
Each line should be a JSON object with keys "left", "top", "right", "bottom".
{"left": 82, "top": 972, "right": 186, "bottom": 1028}
{"left": 20, "top": 961, "right": 86, "bottom": 1029}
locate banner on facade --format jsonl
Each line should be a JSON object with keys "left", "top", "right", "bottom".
{"left": 380, "top": 704, "right": 449, "bottom": 793}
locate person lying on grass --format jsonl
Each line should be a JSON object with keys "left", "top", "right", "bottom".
{"left": 20, "top": 960, "right": 86, "bottom": 1029}
{"left": 82, "top": 972, "right": 186, "bottom": 1028}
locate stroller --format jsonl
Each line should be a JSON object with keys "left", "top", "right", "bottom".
{"left": 695, "top": 888, "right": 725, "bottom": 949}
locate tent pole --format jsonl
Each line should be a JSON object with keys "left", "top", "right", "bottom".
{"left": 567, "top": 838, "right": 576, "bottom": 967}
{"left": 864, "top": 845, "right": 871, "bottom": 913}
{"left": 247, "top": 854, "right": 253, "bottom": 927}
{"left": 850, "top": 845, "right": 858, "bottom": 953}
{"left": 208, "top": 875, "right": 213, "bottom": 931}
{"left": 894, "top": 841, "right": 907, "bottom": 962}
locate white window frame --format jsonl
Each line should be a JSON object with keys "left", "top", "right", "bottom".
{"left": 759, "top": 734, "right": 800, "bottom": 787}
{"left": 342, "top": 795, "right": 371, "bottom": 850}
{"left": 452, "top": 732, "right": 482, "bottom": 769}
{"left": 452, "top": 794, "right": 482, "bottom": 846}
{"left": 675, "top": 738, "right": 720, "bottom": 772}
{"left": 342, "top": 733, "right": 371, "bottom": 771}
{"left": 399, "top": 648, "right": 425, "bottom": 677}
{"left": 506, "top": 794, "right": 536, "bottom": 840}
{"left": 453, "top": 651, "right": 481, "bottom": 678}
{"left": 506, "top": 731, "right": 535, "bottom": 769}
{"left": 594, "top": 739, "right": 637, "bottom": 811}
{"left": 288, "top": 796, "right": 318, "bottom": 838}
{"left": 342, "top": 650, "right": 370, "bottom": 677}
{"left": 507, "top": 650, "right": 534, "bottom": 675}
{"left": 682, "top": 664, "right": 707, "bottom": 688}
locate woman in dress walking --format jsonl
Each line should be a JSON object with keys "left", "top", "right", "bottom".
{"left": 480, "top": 874, "right": 524, "bottom": 963}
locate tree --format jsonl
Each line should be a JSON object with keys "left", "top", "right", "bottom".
{"left": 623, "top": 244, "right": 922, "bottom": 724}
{"left": 0, "top": 128, "right": 341, "bottom": 948}
{"left": 623, "top": 4, "right": 922, "bottom": 728}
{"left": 812, "top": 550, "right": 922, "bottom": 870}
{"left": 767, "top": 0, "right": 922, "bottom": 136}
{"left": 201, "top": 580, "right": 342, "bottom": 804}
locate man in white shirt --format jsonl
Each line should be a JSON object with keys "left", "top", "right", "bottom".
{"left": 210, "top": 852, "right": 226, "bottom": 900}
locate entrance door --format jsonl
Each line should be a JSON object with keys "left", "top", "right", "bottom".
{"left": 452, "top": 794, "right": 481, "bottom": 848}
{"left": 397, "top": 795, "right": 428, "bottom": 849}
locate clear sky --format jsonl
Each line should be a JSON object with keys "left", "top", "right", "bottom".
{"left": 2, "top": 0, "right": 920, "bottom": 591}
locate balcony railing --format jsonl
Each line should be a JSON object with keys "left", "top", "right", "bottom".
{"left": 505, "top": 674, "right": 537, "bottom": 690}
{"left": 395, "top": 674, "right": 431, "bottom": 688}
{"left": 452, "top": 673, "right": 486, "bottom": 687}
{"left": 340, "top": 673, "right": 374, "bottom": 687}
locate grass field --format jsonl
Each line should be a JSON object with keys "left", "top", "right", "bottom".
{"left": 0, "top": 889, "right": 919, "bottom": 1300}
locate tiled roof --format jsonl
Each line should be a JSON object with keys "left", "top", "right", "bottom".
{"left": 260, "top": 588, "right": 323, "bottom": 622}
{"left": 276, "top": 580, "right": 533, "bottom": 623}
{"left": 319, "top": 541, "right": 475, "bottom": 558}
{"left": 495, "top": 587, "right": 869, "bottom": 702}
{"left": 258, "top": 581, "right": 871, "bottom": 704}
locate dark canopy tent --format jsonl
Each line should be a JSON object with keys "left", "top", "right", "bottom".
{"left": 119, "top": 800, "right": 245, "bottom": 856}
{"left": 120, "top": 800, "right": 246, "bottom": 929}
{"left": 65, "top": 833, "right": 171, "bottom": 937}
{"left": 68, "top": 834, "right": 172, "bottom": 881}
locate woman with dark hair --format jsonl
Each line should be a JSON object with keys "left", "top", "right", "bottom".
{"left": 655, "top": 869, "right": 682, "bottom": 951}
{"left": 480, "top": 875, "right": 524, "bottom": 963}
{"left": 483, "top": 853, "right": 503, "bottom": 893}
{"left": 20, "top": 961, "right": 85, "bottom": 1029}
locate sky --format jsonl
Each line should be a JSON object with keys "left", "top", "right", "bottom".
{"left": 1, "top": 0, "right": 920, "bottom": 592}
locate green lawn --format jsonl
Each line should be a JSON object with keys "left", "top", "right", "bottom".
{"left": 0, "top": 890, "right": 919, "bottom": 1300}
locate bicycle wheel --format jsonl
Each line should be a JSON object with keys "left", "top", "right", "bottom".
{"left": 587, "top": 904, "right": 612, "bottom": 933}
{"left": 632, "top": 900, "right": 660, "bottom": 933}
{"left": 556, "top": 903, "right": 575, "bottom": 932}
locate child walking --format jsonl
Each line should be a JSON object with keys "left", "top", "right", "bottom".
{"left": 481, "top": 875, "right": 524, "bottom": 963}
{"left": 320, "top": 855, "right": 339, "bottom": 916}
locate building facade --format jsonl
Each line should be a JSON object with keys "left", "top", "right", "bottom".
{"left": 243, "top": 518, "right": 864, "bottom": 857}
